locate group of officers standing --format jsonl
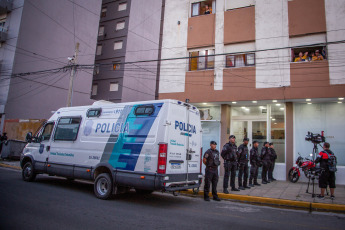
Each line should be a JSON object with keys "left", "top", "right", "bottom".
{"left": 203, "top": 135, "right": 277, "bottom": 201}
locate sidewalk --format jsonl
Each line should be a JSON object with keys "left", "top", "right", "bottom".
{"left": 1, "top": 159, "right": 344, "bottom": 212}
{"left": 183, "top": 175, "right": 345, "bottom": 212}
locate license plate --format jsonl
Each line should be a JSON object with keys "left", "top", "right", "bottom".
{"left": 171, "top": 163, "right": 181, "bottom": 169}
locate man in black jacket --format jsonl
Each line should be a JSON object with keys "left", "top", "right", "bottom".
{"left": 249, "top": 141, "right": 261, "bottom": 186}
{"left": 260, "top": 142, "right": 271, "bottom": 184}
{"left": 203, "top": 141, "right": 221, "bottom": 201}
{"left": 221, "top": 135, "right": 240, "bottom": 193}
{"left": 268, "top": 143, "right": 277, "bottom": 181}
{"left": 237, "top": 138, "right": 250, "bottom": 190}
{"left": 315, "top": 142, "right": 337, "bottom": 200}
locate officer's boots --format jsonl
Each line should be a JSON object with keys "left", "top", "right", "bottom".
{"left": 223, "top": 188, "right": 229, "bottom": 194}
{"left": 254, "top": 180, "right": 261, "bottom": 186}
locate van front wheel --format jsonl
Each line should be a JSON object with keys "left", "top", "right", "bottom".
{"left": 22, "top": 162, "right": 36, "bottom": 182}
{"left": 94, "top": 173, "right": 113, "bottom": 199}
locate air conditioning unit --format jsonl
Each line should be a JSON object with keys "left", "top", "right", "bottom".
{"left": 199, "top": 109, "right": 213, "bottom": 120}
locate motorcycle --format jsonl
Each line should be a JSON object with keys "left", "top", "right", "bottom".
{"left": 288, "top": 153, "right": 316, "bottom": 183}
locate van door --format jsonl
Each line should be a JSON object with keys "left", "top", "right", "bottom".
{"left": 31, "top": 122, "right": 55, "bottom": 173}
{"left": 186, "top": 107, "right": 201, "bottom": 180}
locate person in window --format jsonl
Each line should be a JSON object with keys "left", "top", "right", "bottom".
{"left": 294, "top": 52, "right": 305, "bottom": 62}
{"left": 204, "top": 5, "right": 211, "bottom": 14}
{"left": 302, "top": 52, "right": 309, "bottom": 61}
{"left": 312, "top": 50, "right": 324, "bottom": 61}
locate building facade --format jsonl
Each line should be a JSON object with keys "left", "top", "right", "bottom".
{"left": 158, "top": 0, "right": 345, "bottom": 184}
{"left": 0, "top": 0, "right": 101, "bottom": 139}
{"left": 91, "top": 0, "right": 164, "bottom": 103}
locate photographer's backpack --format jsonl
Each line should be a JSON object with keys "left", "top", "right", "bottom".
{"left": 324, "top": 151, "right": 337, "bottom": 172}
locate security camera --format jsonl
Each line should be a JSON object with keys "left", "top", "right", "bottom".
{"left": 67, "top": 57, "right": 74, "bottom": 61}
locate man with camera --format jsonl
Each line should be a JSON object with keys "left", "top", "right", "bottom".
{"left": 203, "top": 141, "right": 221, "bottom": 201}
{"left": 268, "top": 143, "right": 277, "bottom": 181}
{"left": 315, "top": 142, "right": 337, "bottom": 200}
{"left": 249, "top": 141, "right": 261, "bottom": 187}
{"left": 221, "top": 135, "right": 240, "bottom": 193}
{"left": 237, "top": 138, "right": 250, "bottom": 190}
{"left": 260, "top": 142, "right": 271, "bottom": 184}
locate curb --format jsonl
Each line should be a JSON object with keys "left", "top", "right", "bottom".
{"left": 0, "top": 163, "right": 21, "bottom": 170}
{"left": 181, "top": 190, "right": 345, "bottom": 213}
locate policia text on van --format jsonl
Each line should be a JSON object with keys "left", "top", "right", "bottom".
{"left": 20, "top": 100, "right": 203, "bottom": 199}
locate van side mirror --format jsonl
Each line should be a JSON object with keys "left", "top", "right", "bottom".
{"left": 26, "top": 132, "right": 33, "bottom": 143}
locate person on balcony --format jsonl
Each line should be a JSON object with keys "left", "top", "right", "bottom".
{"left": 312, "top": 50, "right": 324, "bottom": 61}
{"left": 294, "top": 52, "right": 305, "bottom": 62}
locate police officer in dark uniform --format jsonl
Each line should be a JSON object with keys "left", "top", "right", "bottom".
{"left": 221, "top": 135, "right": 240, "bottom": 193}
{"left": 249, "top": 141, "right": 261, "bottom": 186}
{"left": 268, "top": 143, "right": 277, "bottom": 181}
{"left": 237, "top": 138, "right": 250, "bottom": 190}
{"left": 203, "top": 141, "right": 221, "bottom": 201}
{"left": 260, "top": 141, "right": 271, "bottom": 184}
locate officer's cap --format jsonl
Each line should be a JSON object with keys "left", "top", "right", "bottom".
{"left": 243, "top": 138, "right": 249, "bottom": 142}
{"left": 210, "top": 141, "right": 217, "bottom": 145}
{"left": 229, "top": 135, "right": 236, "bottom": 139}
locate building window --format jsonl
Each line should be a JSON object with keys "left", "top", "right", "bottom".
{"left": 291, "top": 46, "right": 327, "bottom": 62}
{"left": 112, "top": 62, "right": 120, "bottom": 70}
{"left": 94, "top": 65, "right": 100, "bottom": 75}
{"left": 110, "top": 83, "right": 119, "bottom": 92}
{"left": 116, "top": 21, "right": 125, "bottom": 31}
{"left": 226, "top": 53, "right": 255, "bottom": 68}
{"left": 96, "top": 45, "right": 102, "bottom": 55}
{"left": 114, "top": 41, "right": 123, "bottom": 50}
{"left": 92, "top": 84, "right": 98, "bottom": 96}
{"left": 54, "top": 117, "right": 81, "bottom": 141}
{"left": 118, "top": 2, "right": 127, "bottom": 11}
{"left": 189, "top": 49, "right": 215, "bottom": 71}
{"left": 98, "top": 26, "right": 104, "bottom": 36}
{"left": 101, "top": 7, "right": 107, "bottom": 18}
{"left": 191, "top": 0, "right": 214, "bottom": 17}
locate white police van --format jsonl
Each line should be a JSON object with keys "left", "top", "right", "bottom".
{"left": 20, "top": 99, "right": 202, "bottom": 199}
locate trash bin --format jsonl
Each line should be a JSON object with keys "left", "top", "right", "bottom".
{"left": 0, "top": 140, "right": 27, "bottom": 160}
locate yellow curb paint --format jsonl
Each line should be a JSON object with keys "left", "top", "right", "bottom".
{"left": 312, "top": 202, "right": 345, "bottom": 212}
{"left": 0, "top": 163, "right": 21, "bottom": 170}
{"left": 181, "top": 190, "right": 345, "bottom": 212}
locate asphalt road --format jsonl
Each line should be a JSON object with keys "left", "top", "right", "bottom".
{"left": 0, "top": 167, "right": 344, "bottom": 230}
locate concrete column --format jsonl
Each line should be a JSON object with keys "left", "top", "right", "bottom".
{"left": 285, "top": 102, "right": 294, "bottom": 181}
{"left": 220, "top": 104, "right": 231, "bottom": 176}
{"left": 214, "top": 0, "right": 225, "bottom": 90}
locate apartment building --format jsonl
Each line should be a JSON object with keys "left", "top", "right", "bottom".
{"left": 91, "top": 0, "right": 164, "bottom": 103}
{"left": 158, "top": 0, "right": 345, "bottom": 184}
{"left": 0, "top": 0, "right": 101, "bottom": 139}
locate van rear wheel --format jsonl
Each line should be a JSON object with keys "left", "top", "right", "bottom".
{"left": 22, "top": 162, "right": 36, "bottom": 182}
{"left": 94, "top": 173, "right": 113, "bottom": 199}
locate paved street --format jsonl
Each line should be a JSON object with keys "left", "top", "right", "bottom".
{"left": 0, "top": 168, "right": 344, "bottom": 230}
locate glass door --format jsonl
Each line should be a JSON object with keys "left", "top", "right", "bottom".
{"left": 201, "top": 121, "right": 220, "bottom": 175}
{"left": 252, "top": 121, "right": 267, "bottom": 150}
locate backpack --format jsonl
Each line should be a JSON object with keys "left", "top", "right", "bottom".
{"left": 324, "top": 151, "right": 337, "bottom": 172}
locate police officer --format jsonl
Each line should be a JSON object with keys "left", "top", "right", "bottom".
{"left": 260, "top": 141, "right": 271, "bottom": 184}
{"left": 249, "top": 141, "right": 261, "bottom": 187}
{"left": 221, "top": 135, "right": 240, "bottom": 193}
{"left": 237, "top": 138, "right": 250, "bottom": 190}
{"left": 268, "top": 143, "right": 277, "bottom": 181}
{"left": 203, "top": 141, "right": 221, "bottom": 201}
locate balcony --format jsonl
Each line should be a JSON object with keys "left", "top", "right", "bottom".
{"left": 187, "top": 13, "right": 215, "bottom": 49}
{"left": 0, "top": 26, "right": 7, "bottom": 42}
{"left": 0, "top": 0, "right": 13, "bottom": 14}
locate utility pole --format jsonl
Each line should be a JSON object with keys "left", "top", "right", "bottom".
{"left": 67, "top": 42, "right": 79, "bottom": 107}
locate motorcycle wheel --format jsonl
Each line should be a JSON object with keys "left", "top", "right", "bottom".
{"left": 288, "top": 168, "right": 300, "bottom": 183}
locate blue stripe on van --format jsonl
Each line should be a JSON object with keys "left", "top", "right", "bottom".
{"left": 107, "top": 103, "right": 163, "bottom": 171}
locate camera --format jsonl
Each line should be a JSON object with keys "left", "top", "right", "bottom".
{"left": 305, "top": 131, "right": 325, "bottom": 144}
